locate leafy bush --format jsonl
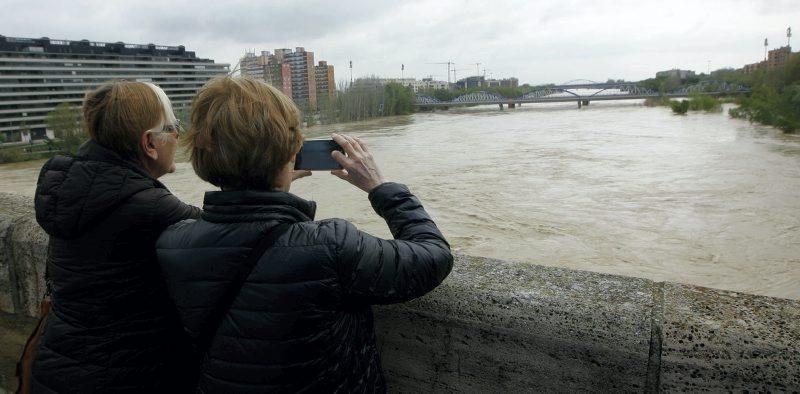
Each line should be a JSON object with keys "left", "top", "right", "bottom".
{"left": 687, "top": 93, "right": 722, "bottom": 112}
{"left": 0, "top": 148, "right": 23, "bottom": 164}
{"left": 670, "top": 100, "right": 689, "bottom": 114}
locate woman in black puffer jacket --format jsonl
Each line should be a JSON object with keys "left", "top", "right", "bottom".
{"left": 156, "top": 77, "right": 453, "bottom": 393}
{"left": 32, "top": 81, "right": 200, "bottom": 393}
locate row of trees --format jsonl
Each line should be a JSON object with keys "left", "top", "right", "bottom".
{"left": 312, "top": 78, "right": 415, "bottom": 124}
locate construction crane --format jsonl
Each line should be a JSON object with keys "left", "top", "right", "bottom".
{"left": 473, "top": 62, "right": 482, "bottom": 76}
{"left": 427, "top": 61, "right": 454, "bottom": 83}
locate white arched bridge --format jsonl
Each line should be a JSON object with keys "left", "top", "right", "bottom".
{"left": 414, "top": 80, "right": 750, "bottom": 108}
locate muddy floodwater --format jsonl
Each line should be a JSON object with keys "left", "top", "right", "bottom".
{"left": 2, "top": 101, "right": 799, "bottom": 299}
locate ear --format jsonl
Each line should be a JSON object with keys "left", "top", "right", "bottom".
{"left": 140, "top": 132, "right": 159, "bottom": 161}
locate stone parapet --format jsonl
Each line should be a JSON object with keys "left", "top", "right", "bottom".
{"left": 1, "top": 192, "right": 797, "bottom": 391}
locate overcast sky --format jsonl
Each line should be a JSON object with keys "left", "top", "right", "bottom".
{"left": 2, "top": 0, "right": 797, "bottom": 85}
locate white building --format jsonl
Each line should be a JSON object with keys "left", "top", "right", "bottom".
{"left": 0, "top": 36, "right": 229, "bottom": 142}
{"left": 379, "top": 78, "right": 449, "bottom": 92}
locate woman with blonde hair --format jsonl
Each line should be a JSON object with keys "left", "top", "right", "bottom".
{"left": 157, "top": 76, "right": 453, "bottom": 392}
{"left": 32, "top": 81, "right": 200, "bottom": 392}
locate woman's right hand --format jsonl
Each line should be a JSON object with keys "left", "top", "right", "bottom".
{"left": 330, "top": 133, "right": 386, "bottom": 193}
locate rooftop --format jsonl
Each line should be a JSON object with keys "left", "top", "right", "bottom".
{"left": 0, "top": 35, "right": 217, "bottom": 62}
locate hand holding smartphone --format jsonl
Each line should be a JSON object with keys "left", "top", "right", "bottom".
{"left": 329, "top": 133, "right": 386, "bottom": 193}
{"left": 294, "top": 139, "right": 344, "bottom": 170}
{"left": 294, "top": 134, "right": 386, "bottom": 193}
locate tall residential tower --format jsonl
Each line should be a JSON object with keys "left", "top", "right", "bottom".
{"left": 239, "top": 47, "right": 335, "bottom": 111}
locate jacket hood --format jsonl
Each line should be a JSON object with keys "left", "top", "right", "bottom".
{"left": 35, "top": 140, "right": 164, "bottom": 239}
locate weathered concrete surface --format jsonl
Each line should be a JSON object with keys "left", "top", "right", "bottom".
{"left": 374, "top": 255, "right": 656, "bottom": 392}
{"left": 1, "top": 192, "right": 799, "bottom": 391}
{"left": 660, "top": 283, "right": 800, "bottom": 392}
{"left": 0, "top": 193, "right": 47, "bottom": 316}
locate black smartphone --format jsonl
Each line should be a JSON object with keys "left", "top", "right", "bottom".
{"left": 294, "top": 139, "right": 344, "bottom": 170}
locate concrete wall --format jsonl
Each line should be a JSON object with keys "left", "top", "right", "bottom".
{"left": 1, "top": 192, "right": 798, "bottom": 391}
{"left": 0, "top": 193, "right": 47, "bottom": 317}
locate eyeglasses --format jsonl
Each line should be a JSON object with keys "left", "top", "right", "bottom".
{"left": 148, "top": 120, "right": 183, "bottom": 136}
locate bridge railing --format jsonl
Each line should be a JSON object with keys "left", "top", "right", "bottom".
{"left": 414, "top": 81, "right": 750, "bottom": 106}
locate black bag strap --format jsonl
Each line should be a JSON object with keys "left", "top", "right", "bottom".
{"left": 197, "top": 222, "right": 292, "bottom": 353}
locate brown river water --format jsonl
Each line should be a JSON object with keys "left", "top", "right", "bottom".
{"left": 1, "top": 100, "right": 798, "bottom": 299}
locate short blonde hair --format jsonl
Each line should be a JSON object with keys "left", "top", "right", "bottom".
{"left": 184, "top": 76, "right": 302, "bottom": 190}
{"left": 83, "top": 81, "right": 172, "bottom": 159}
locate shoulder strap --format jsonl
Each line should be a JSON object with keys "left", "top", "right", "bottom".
{"left": 197, "top": 222, "right": 292, "bottom": 353}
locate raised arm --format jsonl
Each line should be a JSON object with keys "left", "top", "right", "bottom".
{"left": 335, "top": 183, "right": 453, "bottom": 304}
{"left": 329, "top": 133, "right": 453, "bottom": 304}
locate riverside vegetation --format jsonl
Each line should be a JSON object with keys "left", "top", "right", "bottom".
{"left": 642, "top": 55, "right": 800, "bottom": 131}
{"left": 0, "top": 103, "right": 86, "bottom": 164}
{"left": 727, "top": 55, "right": 800, "bottom": 132}
{"left": 4, "top": 60, "right": 799, "bottom": 163}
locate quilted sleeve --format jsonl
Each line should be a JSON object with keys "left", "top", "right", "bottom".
{"left": 334, "top": 182, "right": 453, "bottom": 305}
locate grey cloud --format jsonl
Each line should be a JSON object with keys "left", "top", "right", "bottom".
{"left": 1, "top": 0, "right": 799, "bottom": 84}
{"left": 133, "top": 0, "right": 404, "bottom": 44}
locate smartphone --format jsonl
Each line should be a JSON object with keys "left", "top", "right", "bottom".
{"left": 294, "top": 139, "right": 344, "bottom": 170}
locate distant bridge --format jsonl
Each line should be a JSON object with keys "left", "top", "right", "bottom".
{"left": 414, "top": 80, "right": 750, "bottom": 108}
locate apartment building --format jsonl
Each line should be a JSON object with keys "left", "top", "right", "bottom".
{"left": 240, "top": 47, "right": 333, "bottom": 110}
{"left": 284, "top": 47, "right": 317, "bottom": 110}
{"left": 767, "top": 46, "right": 793, "bottom": 69}
{"left": 742, "top": 46, "right": 794, "bottom": 74}
{"left": 315, "top": 61, "right": 335, "bottom": 103}
{"left": 240, "top": 51, "right": 292, "bottom": 98}
{"left": 379, "top": 78, "right": 448, "bottom": 92}
{"left": 0, "top": 35, "right": 229, "bottom": 142}
{"left": 655, "top": 69, "right": 696, "bottom": 80}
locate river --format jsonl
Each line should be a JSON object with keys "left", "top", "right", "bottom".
{"left": 1, "top": 100, "right": 798, "bottom": 300}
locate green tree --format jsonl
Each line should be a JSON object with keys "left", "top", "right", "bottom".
{"left": 383, "top": 83, "right": 413, "bottom": 115}
{"left": 45, "top": 102, "right": 86, "bottom": 154}
{"left": 336, "top": 77, "right": 385, "bottom": 122}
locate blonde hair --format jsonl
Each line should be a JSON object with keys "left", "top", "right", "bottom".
{"left": 143, "top": 82, "right": 178, "bottom": 130}
{"left": 83, "top": 81, "right": 172, "bottom": 159}
{"left": 184, "top": 76, "right": 302, "bottom": 190}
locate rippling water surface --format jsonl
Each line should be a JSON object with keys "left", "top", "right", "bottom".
{"left": 2, "top": 101, "right": 799, "bottom": 299}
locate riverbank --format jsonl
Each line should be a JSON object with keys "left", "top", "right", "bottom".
{"left": 717, "top": 56, "right": 799, "bottom": 132}
{"left": 0, "top": 142, "right": 58, "bottom": 164}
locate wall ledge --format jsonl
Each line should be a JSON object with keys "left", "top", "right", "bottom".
{"left": 1, "top": 192, "right": 797, "bottom": 391}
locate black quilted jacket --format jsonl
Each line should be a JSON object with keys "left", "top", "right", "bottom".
{"left": 32, "top": 140, "right": 200, "bottom": 393}
{"left": 156, "top": 183, "right": 453, "bottom": 393}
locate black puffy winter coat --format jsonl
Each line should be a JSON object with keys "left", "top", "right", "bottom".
{"left": 32, "top": 140, "right": 200, "bottom": 393}
{"left": 156, "top": 182, "right": 453, "bottom": 393}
